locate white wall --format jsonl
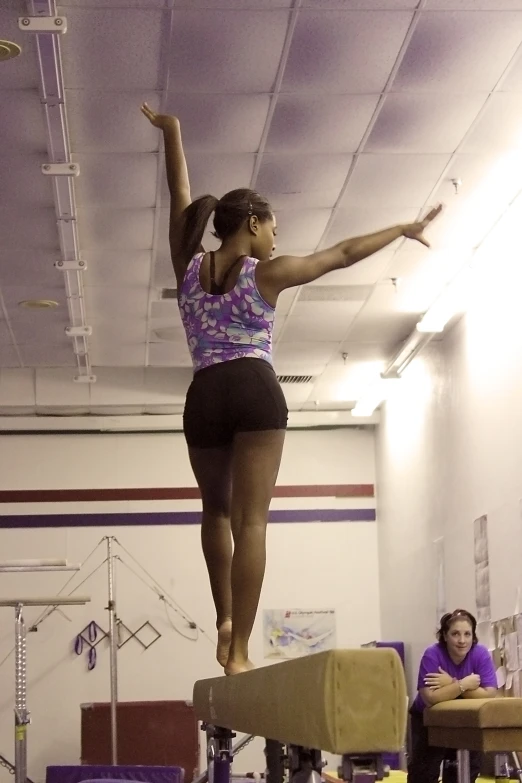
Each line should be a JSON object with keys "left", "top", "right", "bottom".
{"left": 0, "top": 428, "right": 380, "bottom": 782}
{"left": 376, "top": 233, "right": 522, "bottom": 695}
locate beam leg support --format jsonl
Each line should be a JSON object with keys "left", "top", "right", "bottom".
{"left": 204, "top": 724, "right": 235, "bottom": 783}
{"left": 338, "top": 754, "right": 385, "bottom": 783}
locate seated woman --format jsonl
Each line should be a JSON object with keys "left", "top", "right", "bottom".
{"left": 408, "top": 609, "right": 497, "bottom": 783}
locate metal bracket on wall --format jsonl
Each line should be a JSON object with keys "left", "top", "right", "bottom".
{"left": 116, "top": 619, "right": 162, "bottom": 650}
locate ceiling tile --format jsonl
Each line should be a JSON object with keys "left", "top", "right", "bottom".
{"left": 303, "top": 0, "right": 419, "bottom": 5}
{"left": 83, "top": 251, "right": 153, "bottom": 287}
{"left": 175, "top": 0, "right": 292, "bottom": 5}
{"left": 22, "top": 344, "right": 76, "bottom": 367}
{"left": 80, "top": 209, "right": 155, "bottom": 250}
{"left": 340, "top": 153, "right": 451, "bottom": 208}
{"left": 344, "top": 311, "right": 419, "bottom": 344}
{"left": 85, "top": 286, "right": 149, "bottom": 320}
{"left": 385, "top": 245, "right": 432, "bottom": 278}
{"left": 90, "top": 342, "right": 146, "bottom": 366}
{"left": 0, "top": 345, "right": 22, "bottom": 367}
{"left": 89, "top": 368, "right": 146, "bottom": 405}
{"left": 273, "top": 317, "right": 286, "bottom": 341}
{"left": 167, "top": 10, "right": 290, "bottom": 93}
{"left": 256, "top": 154, "right": 352, "bottom": 201}
{"left": 165, "top": 94, "right": 271, "bottom": 153}
{"left": 433, "top": 152, "right": 510, "bottom": 202}
{"left": 343, "top": 284, "right": 420, "bottom": 343}
{"left": 0, "top": 90, "right": 47, "bottom": 155}
{"left": 276, "top": 209, "right": 332, "bottom": 249}
{"left": 148, "top": 341, "right": 192, "bottom": 366}
{"left": 281, "top": 301, "right": 362, "bottom": 342}
{"left": 0, "top": 318, "right": 13, "bottom": 346}
{"left": 273, "top": 341, "right": 339, "bottom": 374}
{"left": 8, "top": 317, "right": 69, "bottom": 346}
{"left": 60, "top": 0, "right": 165, "bottom": 6}
{"left": 308, "top": 251, "right": 396, "bottom": 286}
{"left": 266, "top": 94, "right": 380, "bottom": 154}
{"left": 162, "top": 153, "right": 256, "bottom": 204}
{"left": 460, "top": 94, "right": 522, "bottom": 153}
{"left": 0, "top": 13, "right": 39, "bottom": 89}
{"left": 1, "top": 207, "right": 60, "bottom": 253}
{"left": 275, "top": 288, "right": 299, "bottom": 316}
{"left": 311, "top": 360, "right": 386, "bottom": 403}
{"left": 89, "top": 317, "right": 148, "bottom": 344}
{"left": 365, "top": 93, "right": 487, "bottom": 153}
{"left": 501, "top": 46, "right": 522, "bottom": 90}
{"left": 67, "top": 90, "right": 161, "bottom": 153}
{"left": 279, "top": 383, "right": 313, "bottom": 408}
{"left": 282, "top": 11, "right": 413, "bottom": 93}
{"left": 75, "top": 154, "right": 158, "bottom": 208}
{"left": 0, "top": 252, "right": 59, "bottom": 288}
{"left": 323, "top": 207, "right": 419, "bottom": 246}
{"left": 154, "top": 254, "right": 177, "bottom": 288}
{"left": 394, "top": 11, "right": 522, "bottom": 92}
{"left": 61, "top": 9, "right": 163, "bottom": 89}
{"left": 267, "top": 191, "right": 345, "bottom": 210}
{"left": 339, "top": 341, "right": 395, "bottom": 361}
{"left": 0, "top": 154, "right": 53, "bottom": 206}
{"left": 425, "top": 0, "right": 522, "bottom": 8}
{"left": 426, "top": 152, "right": 517, "bottom": 247}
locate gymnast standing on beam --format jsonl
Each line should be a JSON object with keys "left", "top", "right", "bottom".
{"left": 141, "top": 102, "right": 442, "bottom": 675}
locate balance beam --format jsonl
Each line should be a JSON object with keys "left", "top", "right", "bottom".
{"left": 194, "top": 649, "right": 407, "bottom": 780}
{"left": 425, "top": 699, "right": 522, "bottom": 783}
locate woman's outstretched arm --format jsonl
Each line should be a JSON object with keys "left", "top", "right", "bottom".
{"left": 259, "top": 204, "right": 443, "bottom": 298}
{"left": 141, "top": 103, "right": 192, "bottom": 282}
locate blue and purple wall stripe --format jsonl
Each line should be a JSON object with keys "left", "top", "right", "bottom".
{"left": 0, "top": 484, "right": 376, "bottom": 528}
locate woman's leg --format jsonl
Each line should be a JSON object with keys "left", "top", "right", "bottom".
{"left": 188, "top": 444, "right": 233, "bottom": 667}
{"left": 225, "top": 428, "right": 286, "bottom": 675}
{"left": 407, "top": 710, "right": 446, "bottom": 783}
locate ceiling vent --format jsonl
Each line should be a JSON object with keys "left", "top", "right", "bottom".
{"left": 276, "top": 375, "right": 314, "bottom": 385}
{"left": 160, "top": 288, "right": 178, "bottom": 300}
{"left": 299, "top": 285, "right": 371, "bottom": 302}
{"left": 0, "top": 41, "right": 21, "bottom": 62}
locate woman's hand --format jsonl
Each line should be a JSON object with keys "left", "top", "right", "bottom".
{"left": 424, "top": 666, "right": 455, "bottom": 690}
{"left": 402, "top": 204, "right": 443, "bottom": 247}
{"left": 140, "top": 102, "right": 179, "bottom": 131}
{"left": 460, "top": 673, "right": 481, "bottom": 691}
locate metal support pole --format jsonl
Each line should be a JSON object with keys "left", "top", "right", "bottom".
{"left": 1, "top": 594, "right": 90, "bottom": 783}
{"left": 107, "top": 536, "right": 118, "bottom": 765}
{"left": 14, "top": 605, "right": 29, "bottom": 783}
{"left": 456, "top": 750, "right": 471, "bottom": 783}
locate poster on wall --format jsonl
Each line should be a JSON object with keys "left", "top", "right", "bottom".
{"left": 474, "top": 514, "right": 491, "bottom": 623}
{"left": 263, "top": 608, "right": 336, "bottom": 659}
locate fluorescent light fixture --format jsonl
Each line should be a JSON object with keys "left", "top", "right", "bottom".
{"left": 351, "top": 377, "right": 401, "bottom": 417}
{"left": 417, "top": 262, "right": 473, "bottom": 333}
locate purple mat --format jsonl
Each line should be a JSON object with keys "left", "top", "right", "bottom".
{"left": 46, "top": 766, "right": 184, "bottom": 783}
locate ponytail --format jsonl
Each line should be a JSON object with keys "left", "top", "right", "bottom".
{"left": 181, "top": 194, "right": 219, "bottom": 263}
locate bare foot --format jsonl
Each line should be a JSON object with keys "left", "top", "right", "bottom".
{"left": 224, "top": 658, "right": 255, "bottom": 676}
{"left": 216, "top": 620, "right": 232, "bottom": 668}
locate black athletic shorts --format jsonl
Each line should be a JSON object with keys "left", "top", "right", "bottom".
{"left": 183, "top": 358, "right": 288, "bottom": 449}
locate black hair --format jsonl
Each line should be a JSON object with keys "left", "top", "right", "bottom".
{"left": 181, "top": 188, "right": 273, "bottom": 263}
{"left": 436, "top": 608, "right": 478, "bottom": 647}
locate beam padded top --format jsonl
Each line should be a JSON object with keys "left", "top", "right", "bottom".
{"left": 425, "top": 698, "right": 522, "bottom": 728}
{"left": 193, "top": 649, "right": 407, "bottom": 754}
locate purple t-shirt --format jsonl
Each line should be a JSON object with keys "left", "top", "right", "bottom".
{"left": 411, "top": 642, "right": 497, "bottom": 711}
